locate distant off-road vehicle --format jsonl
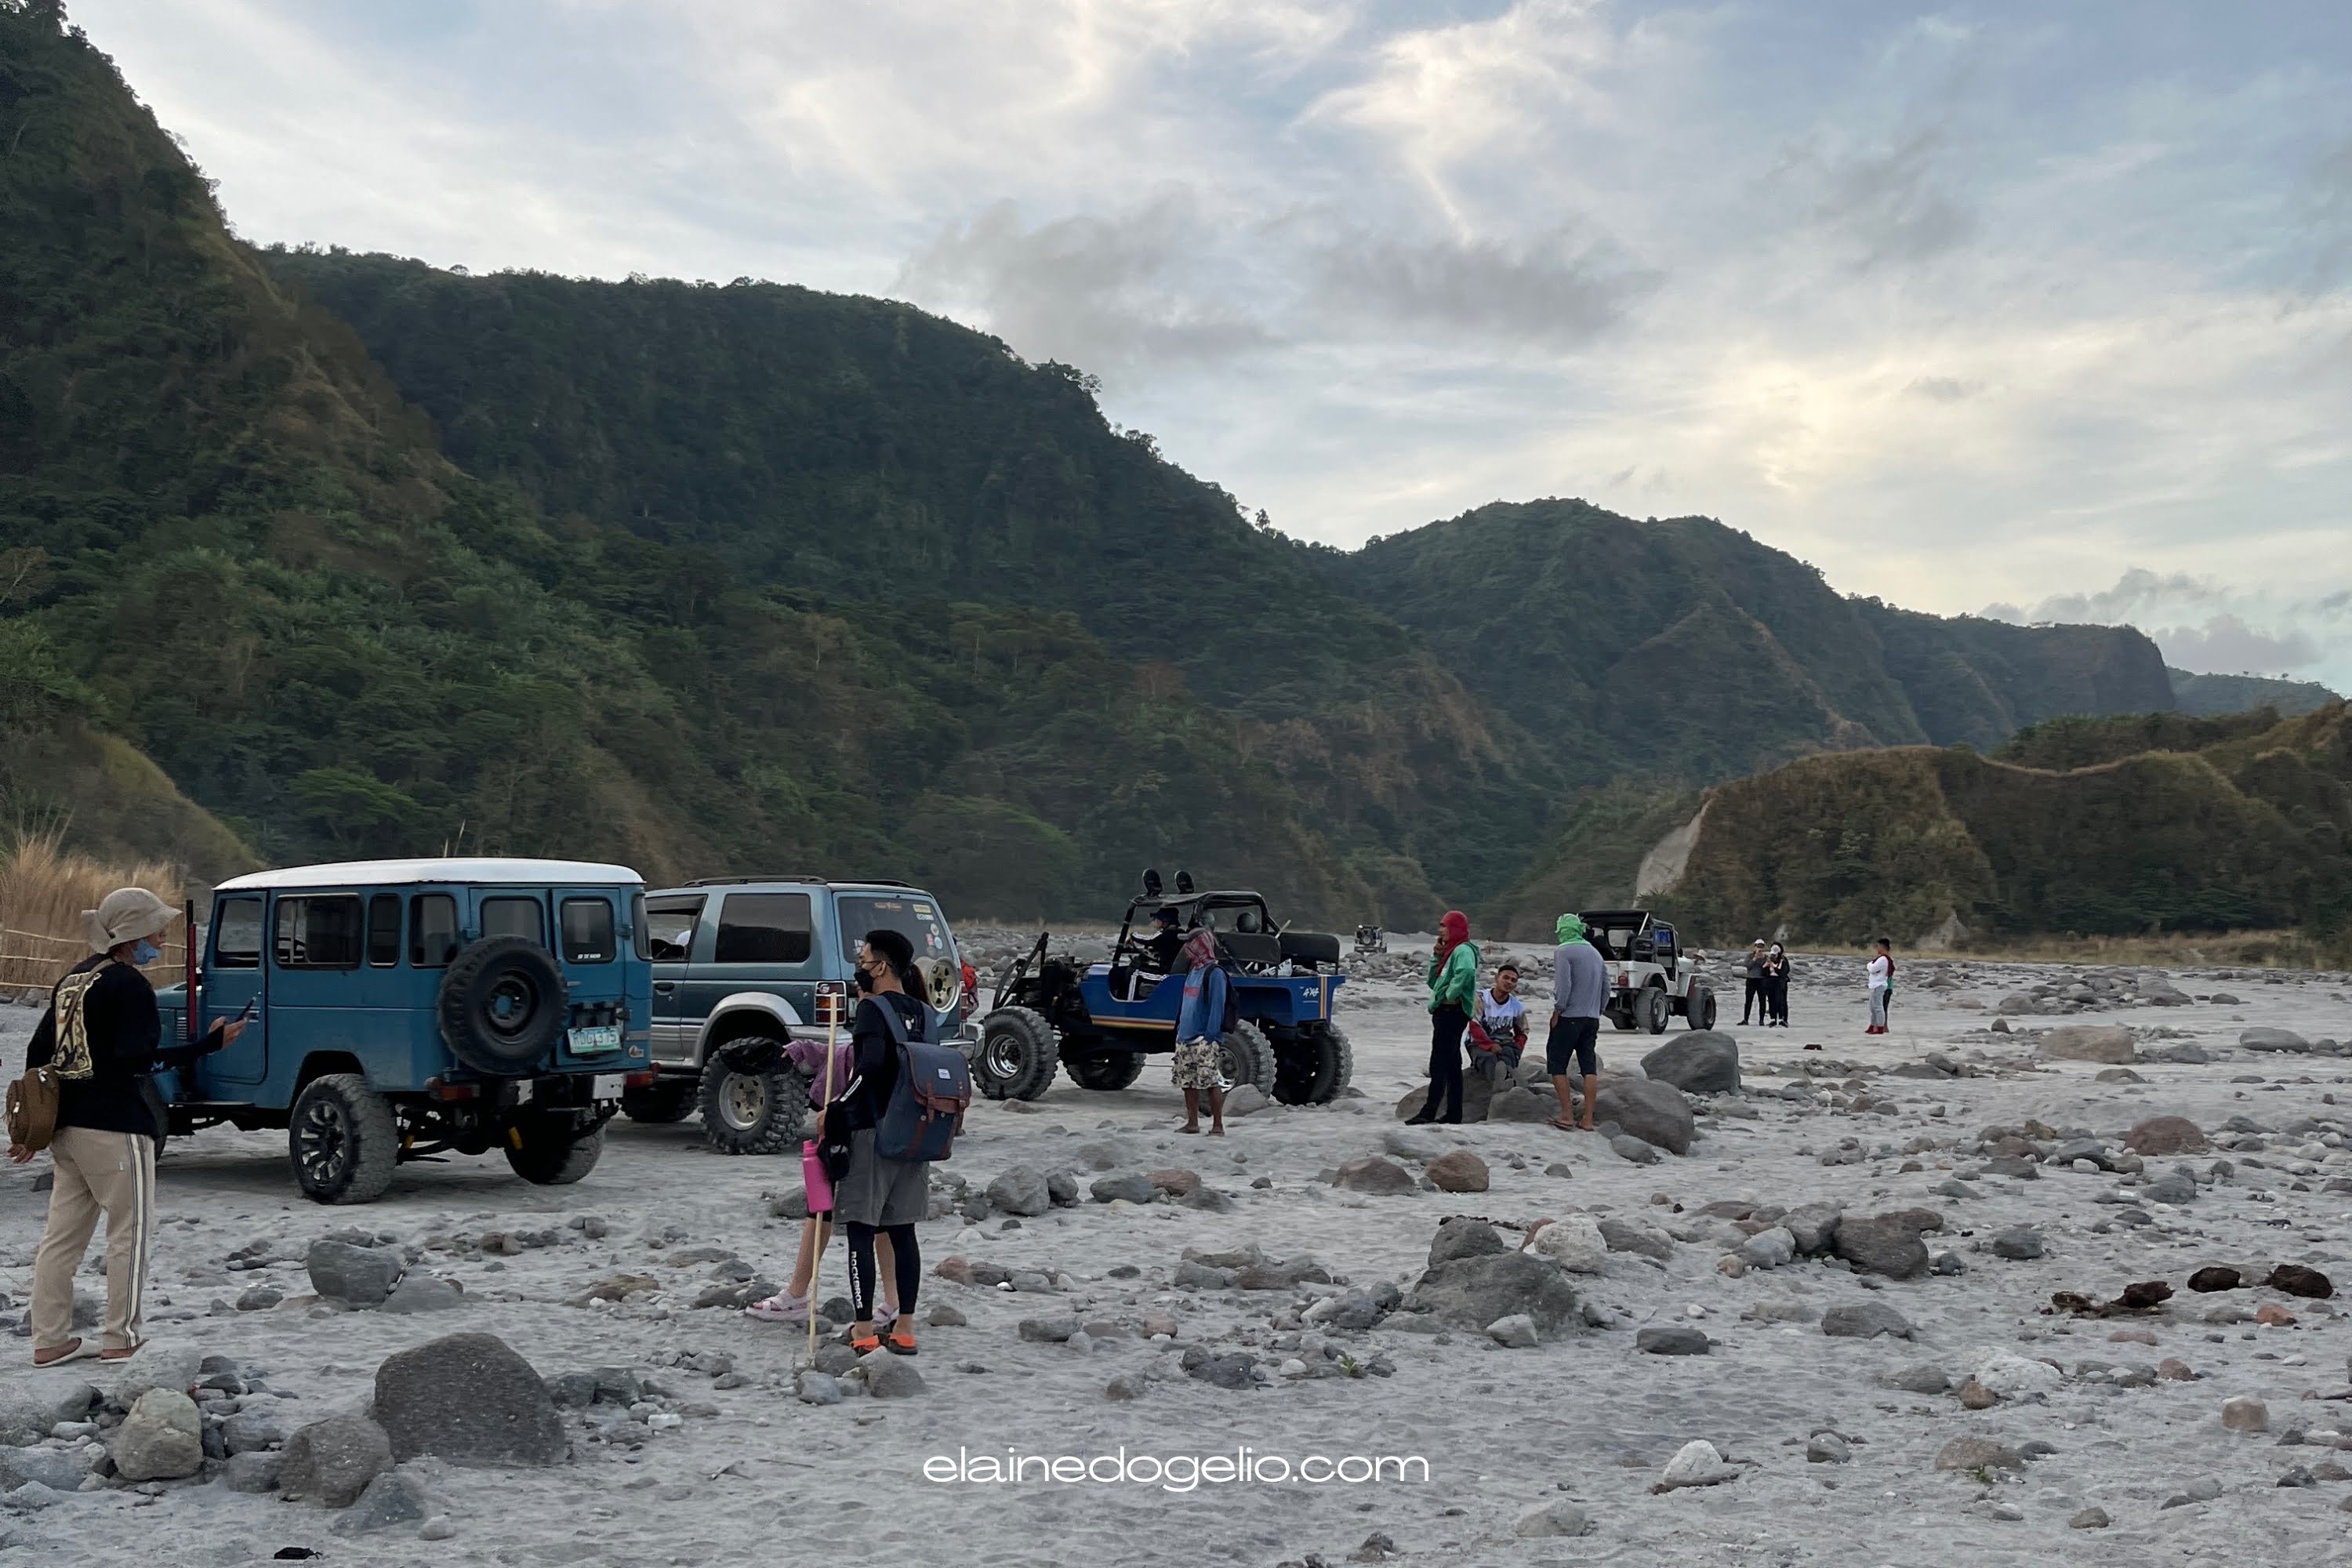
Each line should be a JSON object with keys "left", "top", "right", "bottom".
{"left": 635, "top": 877, "right": 972, "bottom": 1153}
{"left": 152, "top": 858, "right": 655, "bottom": 1203}
{"left": 978, "top": 877, "right": 1352, "bottom": 1105}
{"left": 1355, "top": 925, "right": 1387, "bottom": 955}
{"left": 1579, "top": 909, "right": 1716, "bottom": 1033}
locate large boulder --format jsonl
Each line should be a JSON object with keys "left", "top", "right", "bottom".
{"left": 109, "top": 1387, "right": 202, "bottom": 1481}
{"left": 369, "top": 1331, "right": 566, "bottom": 1468}
{"left": 2123, "top": 1116, "right": 2209, "bottom": 1156}
{"left": 1592, "top": 1076, "right": 1694, "bottom": 1155}
{"left": 1832, "top": 1212, "right": 1935, "bottom": 1279}
{"left": 308, "top": 1238, "right": 405, "bottom": 1308}
{"left": 280, "top": 1414, "right": 394, "bottom": 1508}
{"left": 0, "top": 1372, "right": 97, "bottom": 1445}
{"left": 1401, "top": 1253, "right": 1581, "bottom": 1337}
{"left": 2241, "top": 1027, "right": 2310, "bottom": 1053}
{"left": 1641, "top": 1033, "right": 1740, "bottom": 1095}
{"left": 2038, "top": 1025, "right": 2135, "bottom": 1064}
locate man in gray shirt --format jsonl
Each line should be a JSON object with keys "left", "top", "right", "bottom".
{"left": 1547, "top": 912, "right": 1608, "bottom": 1131}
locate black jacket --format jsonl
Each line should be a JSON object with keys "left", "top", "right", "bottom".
{"left": 24, "top": 955, "right": 223, "bottom": 1143}
{"left": 831, "top": 992, "right": 929, "bottom": 1133}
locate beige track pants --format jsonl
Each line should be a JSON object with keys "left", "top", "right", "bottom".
{"left": 31, "top": 1126, "right": 156, "bottom": 1353}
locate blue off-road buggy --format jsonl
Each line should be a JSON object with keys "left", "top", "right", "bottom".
{"left": 976, "top": 878, "right": 1352, "bottom": 1105}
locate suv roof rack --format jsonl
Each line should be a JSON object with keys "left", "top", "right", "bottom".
{"left": 683, "top": 875, "right": 829, "bottom": 887}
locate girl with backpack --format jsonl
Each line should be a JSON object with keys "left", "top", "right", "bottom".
{"left": 821, "top": 929, "right": 937, "bottom": 1357}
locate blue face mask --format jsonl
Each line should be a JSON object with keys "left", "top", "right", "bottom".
{"left": 130, "top": 938, "right": 162, "bottom": 966}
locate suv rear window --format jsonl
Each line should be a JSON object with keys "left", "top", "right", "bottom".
{"left": 411, "top": 894, "right": 459, "bottom": 967}
{"left": 837, "top": 893, "right": 953, "bottom": 968}
{"left": 644, "top": 896, "right": 704, "bottom": 961}
{"left": 561, "top": 898, "right": 616, "bottom": 964}
{"left": 482, "top": 896, "right": 545, "bottom": 947}
{"left": 366, "top": 895, "right": 401, "bottom": 967}
{"left": 717, "top": 892, "right": 813, "bottom": 965}
{"left": 275, "top": 895, "right": 363, "bottom": 969}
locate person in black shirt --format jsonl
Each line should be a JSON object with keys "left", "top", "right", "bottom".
{"left": 1138, "top": 907, "right": 1185, "bottom": 973}
{"left": 12, "top": 888, "right": 242, "bottom": 1365}
{"left": 820, "top": 928, "right": 931, "bottom": 1356}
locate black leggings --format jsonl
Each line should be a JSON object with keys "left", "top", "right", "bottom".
{"left": 1426, "top": 1004, "right": 1468, "bottom": 1122}
{"left": 846, "top": 1221, "right": 918, "bottom": 1323}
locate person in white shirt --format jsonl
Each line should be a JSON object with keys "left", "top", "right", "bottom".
{"left": 1866, "top": 938, "right": 1893, "bottom": 1034}
{"left": 1470, "top": 963, "right": 1528, "bottom": 1083}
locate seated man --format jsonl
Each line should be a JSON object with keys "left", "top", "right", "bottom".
{"left": 1127, "top": 907, "right": 1185, "bottom": 1000}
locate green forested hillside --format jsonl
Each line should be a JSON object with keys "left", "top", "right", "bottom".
{"left": 2169, "top": 668, "right": 2338, "bottom": 718}
{"left": 1648, "top": 702, "right": 2352, "bottom": 946}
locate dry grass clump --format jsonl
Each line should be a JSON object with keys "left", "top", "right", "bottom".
{"left": 0, "top": 827, "right": 186, "bottom": 996}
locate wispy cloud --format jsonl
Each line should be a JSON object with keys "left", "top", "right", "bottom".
{"left": 1986, "top": 568, "right": 2350, "bottom": 685}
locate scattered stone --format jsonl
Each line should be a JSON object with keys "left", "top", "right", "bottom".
{"left": 1782, "top": 1203, "right": 1842, "bottom": 1255}
{"left": 1104, "top": 1374, "right": 1146, "bottom": 1402}
{"left": 1958, "top": 1380, "right": 1998, "bottom": 1409}
{"left": 1888, "top": 1364, "right": 1950, "bottom": 1394}
{"left": 1487, "top": 1314, "right": 1540, "bottom": 1349}
{"left": 1529, "top": 1214, "right": 1608, "bottom": 1274}
{"left": 1806, "top": 1432, "right": 1851, "bottom": 1464}
{"left": 1513, "top": 1498, "right": 1591, "bottom": 1537}
{"left": 0, "top": 1373, "right": 98, "bottom": 1445}
{"left": 1934, "top": 1437, "right": 2024, "bottom": 1473}
{"left": 330, "top": 1470, "right": 430, "bottom": 1536}
{"left": 1821, "top": 1302, "right": 1914, "bottom": 1340}
{"left": 1833, "top": 1213, "right": 1932, "bottom": 1279}
{"left": 794, "top": 1372, "right": 842, "bottom": 1406}
{"left": 1640, "top": 1033, "right": 1740, "bottom": 1095}
{"left": 1969, "top": 1348, "right": 2062, "bottom": 1399}
{"left": 1331, "top": 1156, "right": 1418, "bottom": 1196}
{"left": 2222, "top": 1396, "right": 2268, "bottom": 1432}
{"left": 1223, "top": 1083, "right": 1269, "bottom": 1117}
{"left": 2125, "top": 1116, "right": 2210, "bottom": 1156}
{"left": 1740, "top": 1227, "right": 1795, "bottom": 1271}
{"left": 2255, "top": 1304, "right": 2297, "bottom": 1327}
{"left": 1425, "top": 1150, "right": 1489, "bottom": 1193}
{"left": 985, "top": 1167, "right": 1051, "bottom": 1218}
{"left": 1019, "top": 1316, "right": 1081, "bottom": 1343}
{"left": 2267, "top": 1265, "right": 2333, "bottom": 1299}
{"left": 1089, "top": 1173, "right": 1158, "bottom": 1205}
{"left": 1179, "top": 1346, "right": 1257, "bottom": 1390}
{"left": 1147, "top": 1168, "right": 1202, "bottom": 1198}
{"left": 2069, "top": 1506, "right": 2110, "bottom": 1529}
{"left": 1428, "top": 1218, "right": 1507, "bottom": 1265}
{"left": 1594, "top": 1077, "right": 1696, "bottom": 1155}
{"left": 1598, "top": 1217, "right": 1674, "bottom": 1262}
{"left": 221, "top": 1406, "right": 292, "bottom": 1455}
{"left": 2241, "top": 1027, "right": 2310, "bottom": 1053}
{"left": 222, "top": 1450, "right": 283, "bottom": 1494}
{"left": 380, "top": 1276, "right": 466, "bottom": 1315}
{"left": 235, "top": 1285, "right": 282, "bottom": 1312}
{"left": 1611, "top": 1135, "right": 1660, "bottom": 1166}
{"left": 859, "top": 1352, "right": 925, "bottom": 1399}
{"left": 2039, "top": 1025, "right": 2135, "bottom": 1064}
{"left": 1636, "top": 1325, "right": 1711, "bottom": 1356}
{"left": 280, "top": 1414, "right": 394, "bottom": 1508}
{"left": 1400, "top": 1252, "right": 1581, "bottom": 1337}
{"left": 2188, "top": 1266, "right": 2242, "bottom": 1293}
{"left": 307, "top": 1239, "right": 404, "bottom": 1308}
{"left": 1653, "top": 1439, "right": 1738, "bottom": 1492}
{"left": 1990, "top": 1227, "right": 2045, "bottom": 1261}
{"left": 109, "top": 1387, "right": 202, "bottom": 1482}
{"left": 0, "top": 1447, "right": 86, "bottom": 1493}
{"left": 370, "top": 1331, "right": 566, "bottom": 1467}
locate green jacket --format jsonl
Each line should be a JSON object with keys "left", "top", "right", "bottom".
{"left": 1426, "top": 942, "right": 1480, "bottom": 1013}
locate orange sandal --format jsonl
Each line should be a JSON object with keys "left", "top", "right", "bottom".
{"left": 885, "top": 1328, "right": 917, "bottom": 1356}
{"left": 850, "top": 1332, "right": 882, "bottom": 1355}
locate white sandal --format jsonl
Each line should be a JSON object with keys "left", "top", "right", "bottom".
{"left": 743, "top": 1290, "right": 809, "bottom": 1324}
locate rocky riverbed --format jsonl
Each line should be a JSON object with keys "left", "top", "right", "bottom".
{"left": 2, "top": 948, "right": 2350, "bottom": 1567}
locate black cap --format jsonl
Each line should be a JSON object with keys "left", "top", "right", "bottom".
{"left": 1152, "top": 906, "right": 1180, "bottom": 927}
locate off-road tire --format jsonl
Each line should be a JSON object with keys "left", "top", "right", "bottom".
{"left": 621, "top": 1080, "right": 695, "bottom": 1123}
{"left": 290, "top": 1073, "right": 397, "bottom": 1205}
{"left": 977, "top": 1007, "right": 1061, "bottom": 1101}
{"left": 1065, "top": 1048, "right": 1144, "bottom": 1091}
{"left": 1274, "top": 1023, "right": 1353, "bottom": 1105}
{"left": 697, "top": 1037, "right": 808, "bottom": 1155}
{"left": 507, "top": 1123, "right": 605, "bottom": 1185}
{"left": 1639, "top": 985, "right": 1671, "bottom": 1034}
{"left": 1218, "top": 1021, "right": 1276, "bottom": 1092}
{"left": 437, "top": 936, "right": 568, "bottom": 1075}
{"left": 1684, "top": 984, "right": 1718, "bottom": 1030}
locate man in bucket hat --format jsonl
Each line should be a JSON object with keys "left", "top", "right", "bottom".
{"left": 10, "top": 887, "right": 244, "bottom": 1364}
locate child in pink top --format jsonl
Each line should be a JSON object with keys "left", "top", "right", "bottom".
{"left": 745, "top": 1035, "right": 902, "bottom": 1327}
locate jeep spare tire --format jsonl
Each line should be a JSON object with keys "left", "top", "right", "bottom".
{"left": 437, "top": 936, "right": 567, "bottom": 1075}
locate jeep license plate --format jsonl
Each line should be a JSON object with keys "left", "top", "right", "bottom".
{"left": 592, "top": 1073, "right": 626, "bottom": 1101}
{"left": 568, "top": 1024, "right": 622, "bottom": 1056}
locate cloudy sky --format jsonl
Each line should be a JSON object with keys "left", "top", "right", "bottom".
{"left": 80, "top": 0, "right": 2352, "bottom": 688}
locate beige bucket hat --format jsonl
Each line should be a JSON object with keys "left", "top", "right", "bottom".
{"left": 82, "top": 887, "right": 177, "bottom": 953}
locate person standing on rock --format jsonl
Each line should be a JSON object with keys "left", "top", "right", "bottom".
{"left": 1544, "top": 913, "right": 1606, "bottom": 1131}
{"left": 1762, "top": 942, "right": 1791, "bottom": 1029}
{"left": 821, "top": 930, "right": 932, "bottom": 1356}
{"left": 11, "top": 888, "right": 245, "bottom": 1366}
{"left": 1866, "top": 938, "right": 1894, "bottom": 1035}
{"left": 1171, "top": 925, "right": 1229, "bottom": 1135}
{"left": 1408, "top": 911, "right": 1478, "bottom": 1126}
{"left": 1740, "top": 939, "right": 1767, "bottom": 1025}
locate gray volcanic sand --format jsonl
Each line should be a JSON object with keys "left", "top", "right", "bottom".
{"left": 3, "top": 948, "right": 2350, "bottom": 1567}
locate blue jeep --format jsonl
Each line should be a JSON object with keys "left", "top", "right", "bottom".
{"left": 154, "top": 858, "right": 655, "bottom": 1203}
{"left": 978, "top": 881, "right": 1351, "bottom": 1105}
{"left": 632, "top": 878, "right": 971, "bottom": 1154}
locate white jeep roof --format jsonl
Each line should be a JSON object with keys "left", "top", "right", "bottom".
{"left": 215, "top": 857, "right": 643, "bottom": 892}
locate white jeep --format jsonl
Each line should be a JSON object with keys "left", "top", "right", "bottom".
{"left": 1580, "top": 909, "right": 1718, "bottom": 1033}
